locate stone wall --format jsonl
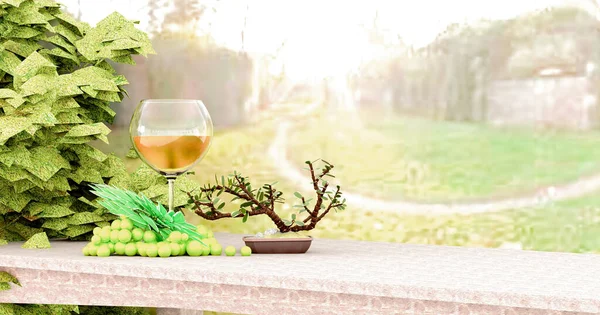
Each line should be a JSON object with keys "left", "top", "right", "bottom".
{"left": 486, "top": 76, "right": 598, "bottom": 130}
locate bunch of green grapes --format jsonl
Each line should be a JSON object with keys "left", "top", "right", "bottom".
{"left": 82, "top": 218, "right": 251, "bottom": 258}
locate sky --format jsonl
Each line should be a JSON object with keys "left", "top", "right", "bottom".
{"left": 58, "top": 0, "right": 598, "bottom": 79}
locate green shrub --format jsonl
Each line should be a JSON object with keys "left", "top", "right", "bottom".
{"left": 0, "top": 0, "right": 153, "bottom": 243}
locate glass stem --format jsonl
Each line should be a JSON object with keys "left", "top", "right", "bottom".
{"left": 167, "top": 176, "right": 176, "bottom": 212}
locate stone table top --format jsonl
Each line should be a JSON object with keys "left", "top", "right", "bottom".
{"left": 1, "top": 233, "right": 600, "bottom": 314}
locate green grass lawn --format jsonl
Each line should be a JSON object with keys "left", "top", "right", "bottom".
{"left": 103, "top": 111, "right": 600, "bottom": 254}
{"left": 285, "top": 110, "right": 600, "bottom": 201}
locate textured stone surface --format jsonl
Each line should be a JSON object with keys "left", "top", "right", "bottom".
{"left": 1, "top": 233, "right": 599, "bottom": 314}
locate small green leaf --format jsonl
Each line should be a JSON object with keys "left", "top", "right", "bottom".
{"left": 0, "top": 272, "right": 19, "bottom": 286}
{"left": 242, "top": 211, "right": 249, "bottom": 223}
{"left": 22, "top": 232, "right": 51, "bottom": 249}
{"left": 294, "top": 192, "right": 302, "bottom": 199}
{"left": 231, "top": 210, "right": 241, "bottom": 217}
{"left": 217, "top": 202, "right": 225, "bottom": 210}
{"left": 291, "top": 214, "right": 296, "bottom": 220}
{"left": 240, "top": 201, "right": 253, "bottom": 208}
{"left": 158, "top": 229, "right": 169, "bottom": 240}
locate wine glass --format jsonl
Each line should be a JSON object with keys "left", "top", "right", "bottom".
{"left": 130, "top": 99, "right": 213, "bottom": 211}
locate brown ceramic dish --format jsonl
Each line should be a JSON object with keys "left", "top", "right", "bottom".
{"left": 243, "top": 236, "right": 313, "bottom": 254}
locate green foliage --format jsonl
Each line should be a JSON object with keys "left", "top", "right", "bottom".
{"left": 0, "top": 303, "right": 79, "bottom": 315}
{"left": 0, "top": 0, "right": 154, "bottom": 243}
{"left": 189, "top": 160, "right": 347, "bottom": 234}
{"left": 0, "top": 271, "right": 20, "bottom": 292}
{"left": 90, "top": 184, "right": 203, "bottom": 242}
{"left": 21, "top": 231, "right": 49, "bottom": 248}
{"left": 0, "top": 304, "right": 151, "bottom": 314}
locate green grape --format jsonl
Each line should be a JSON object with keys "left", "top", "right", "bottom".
{"left": 225, "top": 246, "right": 236, "bottom": 256}
{"left": 110, "top": 230, "right": 120, "bottom": 243}
{"left": 115, "top": 242, "right": 126, "bottom": 255}
{"left": 240, "top": 246, "right": 252, "bottom": 256}
{"left": 100, "top": 229, "right": 111, "bottom": 243}
{"left": 168, "top": 231, "right": 182, "bottom": 243}
{"left": 143, "top": 230, "right": 157, "bottom": 243}
{"left": 131, "top": 228, "right": 144, "bottom": 241}
{"left": 97, "top": 244, "right": 111, "bottom": 257}
{"left": 120, "top": 218, "right": 134, "bottom": 231}
{"left": 101, "top": 226, "right": 111, "bottom": 234}
{"left": 181, "top": 233, "right": 189, "bottom": 242}
{"left": 201, "top": 244, "right": 210, "bottom": 256}
{"left": 138, "top": 244, "right": 147, "bottom": 257}
{"left": 110, "top": 219, "right": 122, "bottom": 230}
{"left": 111, "top": 220, "right": 122, "bottom": 230}
{"left": 91, "top": 235, "right": 102, "bottom": 245}
{"left": 135, "top": 241, "right": 144, "bottom": 250}
{"left": 203, "top": 238, "right": 215, "bottom": 246}
{"left": 210, "top": 244, "right": 222, "bottom": 256}
{"left": 93, "top": 227, "right": 102, "bottom": 236}
{"left": 158, "top": 244, "right": 171, "bottom": 258}
{"left": 108, "top": 243, "right": 115, "bottom": 254}
{"left": 125, "top": 243, "right": 137, "bottom": 256}
{"left": 186, "top": 240, "right": 203, "bottom": 257}
{"left": 82, "top": 245, "right": 90, "bottom": 256}
{"left": 196, "top": 225, "right": 208, "bottom": 238}
{"left": 170, "top": 243, "right": 180, "bottom": 256}
{"left": 157, "top": 241, "right": 168, "bottom": 247}
{"left": 179, "top": 243, "right": 186, "bottom": 255}
{"left": 88, "top": 245, "right": 98, "bottom": 256}
{"left": 118, "top": 230, "right": 132, "bottom": 243}
{"left": 207, "top": 230, "right": 214, "bottom": 238}
{"left": 146, "top": 243, "right": 158, "bottom": 257}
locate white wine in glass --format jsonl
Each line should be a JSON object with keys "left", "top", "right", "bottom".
{"left": 130, "top": 99, "right": 213, "bottom": 211}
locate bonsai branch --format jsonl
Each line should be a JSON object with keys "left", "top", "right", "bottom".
{"left": 187, "top": 160, "right": 347, "bottom": 233}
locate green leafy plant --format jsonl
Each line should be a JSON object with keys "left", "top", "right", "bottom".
{"left": 21, "top": 231, "right": 50, "bottom": 248}
{"left": 187, "top": 159, "right": 347, "bottom": 233}
{"left": 90, "top": 184, "right": 202, "bottom": 242}
{"left": 0, "top": 303, "right": 80, "bottom": 315}
{"left": 0, "top": 0, "right": 154, "bottom": 243}
{"left": 0, "top": 270, "right": 20, "bottom": 291}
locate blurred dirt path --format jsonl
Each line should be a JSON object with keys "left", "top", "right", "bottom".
{"left": 267, "top": 103, "right": 600, "bottom": 215}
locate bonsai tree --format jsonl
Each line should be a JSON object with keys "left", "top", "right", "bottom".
{"left": 187, "top": 159, "right": 347, "bottom": 234}
{"left": 0, "top": 0, "right": 154, "bottom": 243}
